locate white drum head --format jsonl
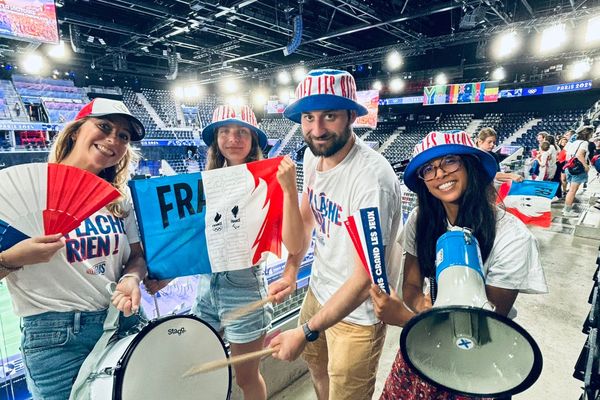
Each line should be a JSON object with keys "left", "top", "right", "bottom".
{"left": 115, "top": 315, "right": 231, "bottom": 400}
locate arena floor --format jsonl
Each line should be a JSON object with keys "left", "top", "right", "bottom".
{"left": 265, "top": 179, "right": 600, "bottom": 400}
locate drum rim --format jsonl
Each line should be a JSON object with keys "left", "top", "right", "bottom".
{"left": 112, "top": 314, "right": 232, "bottom": 400}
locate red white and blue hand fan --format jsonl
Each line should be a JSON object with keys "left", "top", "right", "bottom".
{"left": 0, "top": 163, "right": 120, "bottom": 251}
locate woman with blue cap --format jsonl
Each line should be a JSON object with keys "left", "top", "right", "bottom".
{"left": 370, "top": 130, "right": 547, "bottom": 399}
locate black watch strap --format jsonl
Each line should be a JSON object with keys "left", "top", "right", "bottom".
{"left": 302, "top": 322, "right": 319, "bottom": 342}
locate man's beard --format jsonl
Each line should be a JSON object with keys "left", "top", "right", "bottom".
{"left": 304, "top": 123, "right": 352, "bottom": 157}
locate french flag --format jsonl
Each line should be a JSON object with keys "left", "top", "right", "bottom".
{"left": 129, "top": 157, "right": 284, "bottom": 280}
{"left": 496, "top": 180, "right": 559, "bottom": 228}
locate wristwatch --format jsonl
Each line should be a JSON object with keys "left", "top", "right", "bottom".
{"left": 302, "top": 322, "right": 319, "bottom": 342}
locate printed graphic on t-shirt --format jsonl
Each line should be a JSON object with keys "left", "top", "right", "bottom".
{"left": 308, "top": 187, "right": 343, "bottom": 238}
{"left": 63, "top": 214, "right": 125, "bottom": 266}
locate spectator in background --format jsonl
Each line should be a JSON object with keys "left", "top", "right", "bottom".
{"left": 563, "top": 126, "right": 593, "bottom": 217}
{"left": 475, "top": 127, "right": 523, "bottom": 183}
{"left": 536, "top": 141, "right": 555, "bottom": 182}
{"left": 566, "top": 128, "right": 577, "bottom": 143}
{"left": 13, "top": 102, "right": 20, "bottom": 117}
{"left": 556, "top": 136, "right": 569, "bottom": 198}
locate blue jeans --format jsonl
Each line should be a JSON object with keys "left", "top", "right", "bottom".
{"left": 565, "top": 170, "right": 588, "bottom": 184}
{"left": 191, "top": 265, "right": 273, "bottom": 344}
{"left": 20, "top": 310, "right": 142, "bottom": 400}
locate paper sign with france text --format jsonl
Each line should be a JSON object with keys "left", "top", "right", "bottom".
{"left": 129, "top": 157, "right": 284, "bottom": 280}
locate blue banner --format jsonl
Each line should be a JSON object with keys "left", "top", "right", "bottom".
{"left": 543, "top": 80, "right": 592, "bottom": 94}
{"left": 0, "top": 122, "right": 63, "bottom": 131}
{"left": 379, "top": 96, "right": 423, "bottom": 105}
{"left": 522, "top": 87, "right": 543, "bottom": 96}
{"left": 140, "top": 139, "right": 202, "bottom": 147}
{"left": 499, "top": 80, "right": 592, "bottom": 99}
{"left": 129, "top": 173, "right": 211, "bottom": 279}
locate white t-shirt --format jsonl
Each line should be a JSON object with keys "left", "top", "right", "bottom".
{"left": 401, "top": 207, "right": 548, "bottom": 295}
{"left": 566, "top": 139, "right": 589, "bottom": 160}
{"left": 537, "top": 150, "right": 556, "bottom": 180}
{"left": 303, "top": 136, "right": 403, "bottom": 325}
{"left": 6, "top": 201, "right": 140, "bottom": 317}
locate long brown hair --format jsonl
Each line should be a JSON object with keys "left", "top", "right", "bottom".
{"left": 205, "top": 128, "right": 263, "bottom": 170}
{"left": 48, "top": 117, "right": 139, "bottom": 217}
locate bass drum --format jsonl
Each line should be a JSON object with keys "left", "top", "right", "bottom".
{"left": 90, "top": 315, "right": 231, "bottom": 400}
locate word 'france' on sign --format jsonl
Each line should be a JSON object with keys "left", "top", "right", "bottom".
{"left": 344, "top": 207, "right": 391, "bottom": 294}
{"left": 129, "top": 157, "right": 284, "bottom": 280}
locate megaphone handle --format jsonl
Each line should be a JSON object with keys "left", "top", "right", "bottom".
{"left": 451, "top": 311, "right": 477, "bottom": 343}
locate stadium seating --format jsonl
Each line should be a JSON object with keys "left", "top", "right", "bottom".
{"left": 479, "top": 112, "right": 535, "bottom": 143}
{"left": 259, "top": 117, "right": 295, "bottom": 140}
{"left": 140, "top": 88, "right": 181, "bottom": 127}
{"left": 513, "top": 109, "right": 587, "bottom": 154}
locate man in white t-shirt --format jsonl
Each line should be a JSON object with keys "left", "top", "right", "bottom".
{"left": 269, "top": 69, "right": 402, "bottom": 400}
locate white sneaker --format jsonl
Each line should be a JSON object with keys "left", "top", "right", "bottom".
{"left": 551, "top": 197, "right": 559, "bottom": 203}
{"left": 562, "top": 209, "right": 579, "bottom": 218}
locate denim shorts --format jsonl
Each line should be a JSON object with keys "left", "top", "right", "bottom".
{"left": 191, "top": 265, "right": 273, "bottom": 344}
{"left": 566, "top": 170, "right": 588, "bottom": 184}
{"left": 20, "top": 310, "right": 142, "bottom": 400}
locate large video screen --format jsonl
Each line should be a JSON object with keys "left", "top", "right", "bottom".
{"left": 423, "top": 81, "right": 499, "bottom": 106}
{"left": 0, "top": 0, "right": 59, "bottom": 44}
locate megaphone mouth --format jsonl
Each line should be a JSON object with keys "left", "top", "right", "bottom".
{"left": 400, "top": 306, "right": 543, "bottom": 398}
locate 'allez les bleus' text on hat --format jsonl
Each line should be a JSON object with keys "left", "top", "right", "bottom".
{"left": 403, "top": 130, "right": 498, "bottom": 192}
{"left": 202, "top": 105, "right": 268, "bottom": 150}
{"left": 75, "top": 98, "right": 145, "bottom": 141}
{"left": 283, "top": 69, "right": 368, "bottom": 123}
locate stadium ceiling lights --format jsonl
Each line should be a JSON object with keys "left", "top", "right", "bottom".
{"left": 492, "top": 66, "right": 506, "bottom": 81}
{"left": 585, "top": 15, "right": 600, "bottom": 44}
{"left": 252, "top": 90, "right": 267, "bottom": 107}
{"left": 568, "top": 59, "right": 591, "bottom": 80}
{"left": 277, "top": 70, "right": 291, "bottom": 85}
{"left": 47, "top": 40, "right": 69, "bottom": 60}
{"left": 222, "top": 78, "right": 239, "bottom": 94}
{"left": 293, "top": 66, "right": 306, "bottom": 82}
{"left": 389, "top": 77, "right": 405, "bottom": 93}
{"left": 492, "top": 31, "right": 520, "bottom": 59}
{"left": 434, "top": 73, "right": 448, "bottom": 85}
{"left": 21, "top": 53, "right": 45, "bottom": 75}
{"left": 386, "top": 50, "right": 403, "bottom": 71}
{"left": 278, "top": 87, "right": 292, "bottom": 103}
{"left": 538, "top": 24, "right": 567, "bottom": 54}
{"left": 372, "top": 80, "right": 383, "bottom": 91}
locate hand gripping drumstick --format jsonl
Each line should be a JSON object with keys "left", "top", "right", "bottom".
{"left": 221, "top": 295, "right": 276, "bottom": 326}
{"left": 183, "top": 346, "right": 279, "bottom": 377}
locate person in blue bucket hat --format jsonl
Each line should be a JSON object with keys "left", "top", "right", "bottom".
{"left": 369, "top": 130, "right": 548, "bottom": 400}
{"left": 270, "top": 68, "right": 403, "bottom": 400}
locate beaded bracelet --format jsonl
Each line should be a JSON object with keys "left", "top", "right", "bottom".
{"left": 0, "top": 252, "right": 23, "bottom": 271}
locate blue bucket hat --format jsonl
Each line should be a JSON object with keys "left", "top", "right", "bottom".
{"left": 202, "top": 105, "right": 268, "bottom": 149}
{"left": 403, "top": 130, "right": 498, "bottom": 192}
{"left": 283, "top": 69, "right": 368, "bottom": 123}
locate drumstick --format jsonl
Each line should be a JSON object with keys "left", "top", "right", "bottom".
{"left": 221, "top": 295, "right": 276, "bottom": 325}
{"left": 153, "top": 294, "right": 161, "bottom": 318}
{"left": 183, "top": 346, "right": 278, "bottom": 377}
